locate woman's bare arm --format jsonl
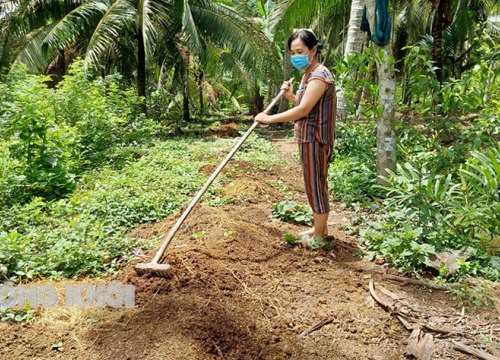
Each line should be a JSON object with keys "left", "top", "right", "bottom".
{"left": 256, "top": 79, "right": 328, "bottom": 124}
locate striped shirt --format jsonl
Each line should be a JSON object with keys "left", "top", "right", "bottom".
{"left": 294, "top": 64, "right": 336, "bottom": 145}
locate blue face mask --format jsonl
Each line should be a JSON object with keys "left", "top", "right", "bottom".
{"left": 291, "top": 51, "right": 310, "bottom": 70}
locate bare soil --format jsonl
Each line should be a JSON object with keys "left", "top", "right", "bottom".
{"left": 1, "top": 129, "right": 498, "bottom": 360}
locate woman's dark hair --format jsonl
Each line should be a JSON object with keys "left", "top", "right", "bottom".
{"left": 287, "top": 29, "right": 323, "bottom": 54}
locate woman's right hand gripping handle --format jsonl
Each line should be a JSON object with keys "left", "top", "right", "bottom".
{"left": 281, "top": 80, "right": 295, "bottom": 103}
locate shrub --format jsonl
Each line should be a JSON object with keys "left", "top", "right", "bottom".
{"left": 0, "top": 62, "right": 154, "bottom": 207}
{"left": 328, "top": 121, "right": 377, "bottom": 204}
{"left": 329, "top": 156, "right": 376, "bottom": 205}
{"left": 360, "top": 145, "right": 500, "bottom": 280}
{"left": 0, "top": 65, "right": 77, "bottom": 202}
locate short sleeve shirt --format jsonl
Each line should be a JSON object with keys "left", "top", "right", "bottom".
{"left": 294, "top": 64, "right": 336, "bottom": 145}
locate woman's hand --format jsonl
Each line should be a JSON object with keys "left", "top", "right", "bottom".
{"left": 281, "top": 80, "right": 294, "bottom": 100}
{"left": 255, "top": 112, "right": 273, "bottom": 125}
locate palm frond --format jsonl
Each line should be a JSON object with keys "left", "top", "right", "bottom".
{"left": 85, "top": 0, "right": 135, "bottom": 68}
{"left": 191, "top": 0, "right": 280, "bottom": 77}
{"left": 270, "top": 0, "right": 322, "bottom": 37}
{"left": 41, "top": 1, "right": 108, "bottom": 56}
{"left": 180, "top": 0, "right": 205, "bottom": 59}
{"left": 138, "top": 0, "right": 173, "bottom": 60}
{"left": 12, "top": 25, "right": 55, "bottom": 72}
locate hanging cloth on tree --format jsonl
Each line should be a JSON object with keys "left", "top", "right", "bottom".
{"left": 360, "top": 0, "right": 391, "bottom": 46}
{"left": 360, "top": 6, "right": 371, "bottom": 35}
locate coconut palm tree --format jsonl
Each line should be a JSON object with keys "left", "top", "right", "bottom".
{"left": 394, "top": 0, "right": 496, "bottom": 82}
{"left": 365, "top": 0, "right": 397, "bottom": 183}
{"left": 336, "top": 0, "right": 366, "bottom": 117}
{"left": 2, "top": 0, "right": 279, "bottom": 116}
{"left": 2, "top": 0, "right": 172, "bottom": 104}
{"left": 270, "top": 0, "right": 351, "bottom": 53}
{"left": 178, "top": 0, "right": 280, "bottom": 117}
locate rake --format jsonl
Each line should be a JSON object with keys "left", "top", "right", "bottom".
{"left": 134, "top": 82, "right": 290, "bottom": 277}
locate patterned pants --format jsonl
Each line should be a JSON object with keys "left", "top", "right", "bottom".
{"left": 299, "top": 142, "right": 332, "bottom": 214}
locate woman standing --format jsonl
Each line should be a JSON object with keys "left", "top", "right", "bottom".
{"left": 255, "top": 29, "right": 336, "bottom": 243}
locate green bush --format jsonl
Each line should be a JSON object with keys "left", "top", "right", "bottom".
{"left": 331, "top": 48, "right": 385, "bottom": 119}
{"left": 401, "top": 31, "right": 499, "bottom": 116}
{"left": 0, "top": 62, "right": 154, "bottom": 207}
{"left": 329, "top": 155, "right": 376, "bottom": 205}
{"left": 333, "top": 121, "right": 376, "bottom": 159}
{"left": 328, "top": 121, "right": 377, "bottom": 204}
{"left": 0, "top": 65, "right": 77, "bottom": 202}
{"left": 360, "top": 145, "right": 500, "bottom": 280}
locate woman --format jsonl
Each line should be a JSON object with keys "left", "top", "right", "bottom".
{"left": 255, "top": 29, "right": 336, "bottom": 243}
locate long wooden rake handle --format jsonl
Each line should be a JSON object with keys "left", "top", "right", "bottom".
{"left": 150, "top": 82, "right": 291, "bottom": 264}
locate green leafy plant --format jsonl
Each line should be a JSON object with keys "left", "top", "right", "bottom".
{"left": 307, "top": 236, "right": 327, "bottom": 251}
{"left": 0, "top": 304, "right": 35, "bottom": 323}
{"left": 0, "top": 62, "right": 155, "bottom": 207}
{"left": 329, "top": 156, "right": 377, "bottom": 205}
{"left": 272, "top": 200, "right": 313, "bottom": 226}
{"left": 449, "top": 280, "right": 496, "bottom": 309}
{"left": 282, "top": 233, "right": 299, "bottom": 245}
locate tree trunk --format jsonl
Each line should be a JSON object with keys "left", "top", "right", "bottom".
{"left": 365, "top": 0, "right": 397, "bottom": 185}
{"left": 252, "top": 81, "right": 264, "bottom": 115}
{"left": 353, "top": 37, "right": 371, "bottom": 115}
{"left": 278, "top": 43, "right": 293, "bottom": 113}
{"left": 336, "top": 0, "right": 366, "bottom": 118}
{"left": 431, "top": 0, "right": 443, "bottom": 84}
{"left": 183, "top": 75, "right": 190, "bottom": 122}
{"left": 136, "top": 26, "right": 147, "bottom": 114}
{"left": 46, "top": 48, "right": 67, "bottom": 88}
{"left": 431, "top": 0, "right": 452, "bottom": 84}
{"left": 198, "top": 71, "right": 204, "bottom": 116}
{"left": 0, "top": 25, "right": 12, "bottom": 79}
{"left": 181, "top": 48, "right": 191, "bottom": 121}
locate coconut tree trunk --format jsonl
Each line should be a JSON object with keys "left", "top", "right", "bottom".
{"left": 278, "top": 43, "right": 292, "bottom": 113}
{"left": 345, "top": 0, "right": 366, "bottom": 55}
{"left": 336, "top": 0, "right": 366, "bottom": 118}
{"left": 431, "top": 0, "right": 443, "bottom": 84}
{"left": 353, "top": 36, "right": 371, "bottom": 115}
{"left": 46, "top": 48, "right": 67, "bottom": 88}
{"left": 430, "top": 0, "right": 452, "bottom": 109}
{"left": 252, "top": 85, "right": 264, "bottom": 115}
{"left": 430, "top": 0, "right": 451, "bottom": 85}
{"left": 53, "top": 48, "right": 66, "bottom": 83}
{"left": 0, "top": 25, "right": 12, "bottom": 78}
{"left": 136, "top": 25, "right": 147, "bottom": 114}
{"left": 183, "top": 74, "right": 190, "bottom": 122}
{"left": 198, "top": 71, "right": 204, "bottom": 116}
{"left": 365, "top": 0, "right": 397, "bottom": 185}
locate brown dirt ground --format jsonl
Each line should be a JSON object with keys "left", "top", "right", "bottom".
{"left": 1, "top": 128, "right": 498, "bottom": 360}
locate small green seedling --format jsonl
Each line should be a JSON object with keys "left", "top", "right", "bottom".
{"left": 51, "top": 342, "right": 64, "bottom": 352}
{"left": 283, "top": 233, "right": 299, "bottom": 245}
{"left": 191, "top": 231, "right": 206, "bottom": 239}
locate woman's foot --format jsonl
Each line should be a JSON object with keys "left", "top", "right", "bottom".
{"left": 297, "top": 235, "right": 326, "bottom": 248}
{"left": 298, "top": 227, "right": 328, "bottom": 237}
